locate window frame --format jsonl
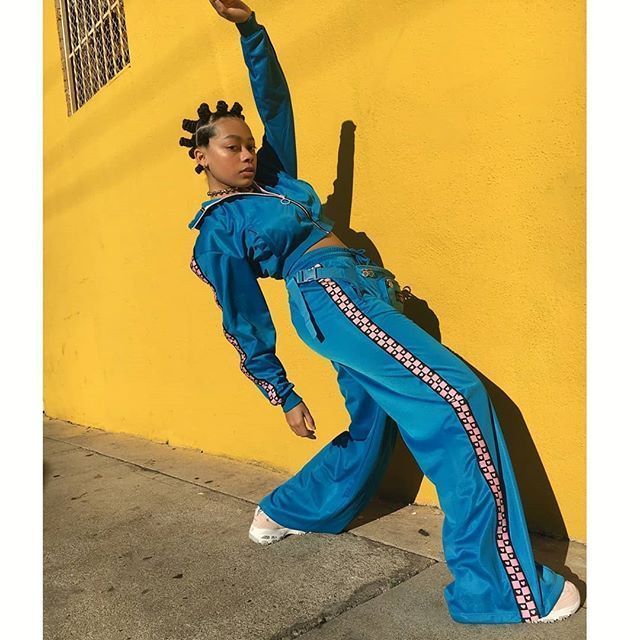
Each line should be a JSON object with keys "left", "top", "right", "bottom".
{"left": 53, "top": 0, "right": 131, "bottom": 114}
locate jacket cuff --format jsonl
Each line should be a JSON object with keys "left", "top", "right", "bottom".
{"left": 236, "top": 11, "right": 259, "bottom": 37}
{"left": 281, "top": 389, "right": 303, "bottom": 413}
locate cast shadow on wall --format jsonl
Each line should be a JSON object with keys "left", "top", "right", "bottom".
{"left": 321, "top": 119, "right": 575, "bottom": 574}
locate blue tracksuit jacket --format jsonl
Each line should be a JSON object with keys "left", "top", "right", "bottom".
{"left": 188, "top": 11, "right": 334, "bottom": 413}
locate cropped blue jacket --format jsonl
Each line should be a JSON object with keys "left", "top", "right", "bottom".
{"left": 188, "top": 11, "right": 335, "bottom": 413}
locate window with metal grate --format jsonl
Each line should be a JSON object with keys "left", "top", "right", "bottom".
{"left": 54, "top": 0, "right": 131, "bottom": 114}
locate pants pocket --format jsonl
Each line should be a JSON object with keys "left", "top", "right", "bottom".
{"left": 360, "top": 275, "right": 405, "bottom": 312}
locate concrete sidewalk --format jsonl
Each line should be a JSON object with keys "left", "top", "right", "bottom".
{"left": 43, "top": 417, "right": 586, "bottom": 640}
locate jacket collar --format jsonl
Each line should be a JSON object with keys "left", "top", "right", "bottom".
{"left": 187, "top": 181, "right": 271, "bottom": 230}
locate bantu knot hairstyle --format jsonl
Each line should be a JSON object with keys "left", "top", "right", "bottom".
{"left": 179, "top": 100, "right": 246, "bottom": 174}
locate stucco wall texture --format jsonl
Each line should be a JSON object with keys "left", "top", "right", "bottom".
{"left": 44, "top": 1, "right": 585, "bottom": 541}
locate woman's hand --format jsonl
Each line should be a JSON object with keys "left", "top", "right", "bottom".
{"left": 208, "top": 0, "right": 253, "bottom": 24}
{"left": 285, "top": 401, "right": 317, "bottom": 439}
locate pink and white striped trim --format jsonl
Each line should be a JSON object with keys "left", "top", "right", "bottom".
{"left": 317, "top": 273, "right": 541, "bottom": 623}
{"left": 190, "top": 254, "right": 285, "bottom": 406}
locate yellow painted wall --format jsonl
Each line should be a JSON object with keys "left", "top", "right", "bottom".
{"left": 44, "top": 1, "right": 585, "bottom": 541}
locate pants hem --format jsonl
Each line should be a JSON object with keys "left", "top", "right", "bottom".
{"left": 448, "top": 610, "right": 525, "bottom": 624}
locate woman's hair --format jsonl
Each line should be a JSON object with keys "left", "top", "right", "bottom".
{"left": 179, "top": 100, "right": 246, "bottom": 174}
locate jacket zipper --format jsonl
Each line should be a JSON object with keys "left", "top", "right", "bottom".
{"left": 252, "top": 184, "right": 328, "bottom": 232}
{"left": 196, "top": 185, "right": 328, "bottom": 232}
{"left": 278, "top": 196, "right": 327, "bottom": 232}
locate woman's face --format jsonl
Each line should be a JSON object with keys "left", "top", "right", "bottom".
{"left": 196, "top": 117, "right": 257, "bottom": 186}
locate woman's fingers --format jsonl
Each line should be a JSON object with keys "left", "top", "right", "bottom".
{"left": 290, "top": 422, "right": 305, "bottom": 437}
{"left": 289, "top": 417, "right": 314, "bottom": 438}
{"left": 296, "top": 421, "right": 314, "bottom": 438}
{"left": 302, "top": 405, "right": 316, "bottom": 431}
{"left": 210, "top": 0, "right": 252, "bottom": 20}
{"left": 209, "top": 1, "right": 223, "bottom": 18}
{"left": 285, "top": 402, "right": 316, "bottom": 438}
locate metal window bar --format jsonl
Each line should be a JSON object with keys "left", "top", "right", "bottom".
{"left": 54, "top": 0, "right": 131, "bottom": 114}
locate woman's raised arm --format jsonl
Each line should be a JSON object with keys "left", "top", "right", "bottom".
{"left": 208, "top": 1, "right": 298, "bottom": 178}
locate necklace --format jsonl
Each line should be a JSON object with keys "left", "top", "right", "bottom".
{"left": 207, "top": 184, "right": 258, "bottom": 197}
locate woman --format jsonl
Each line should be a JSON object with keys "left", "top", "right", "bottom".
{"left": 180, "top": 0, "right": 581, "bottom": 625}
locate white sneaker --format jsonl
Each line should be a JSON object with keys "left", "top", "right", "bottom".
{"left": 248, "top": 506, "right": 308, "bottom": 545}
{"left": 533, "top": 579, "right": 581, "bottom": 623}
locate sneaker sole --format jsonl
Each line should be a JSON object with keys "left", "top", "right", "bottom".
{"left": 250, "top": 506, "right": 308, "bottom": 545}
{"left": 248, "top": 526, "right": 307, "bottom": 545}
{"left": 532, "top": 583, "right": 581, "bottom": 623}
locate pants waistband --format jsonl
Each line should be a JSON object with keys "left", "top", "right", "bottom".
{"left": 284, "top": 246, "right": 371, "bottom": 278}
{"left": 284, "top": 246, "right": 396, "bottom": 343}
{"left": 290, "top": 262, "right": 396, "bottom": 285}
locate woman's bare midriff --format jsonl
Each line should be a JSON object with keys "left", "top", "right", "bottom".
{"left": 302, "top": 231, "right": 349, "bottom": 255}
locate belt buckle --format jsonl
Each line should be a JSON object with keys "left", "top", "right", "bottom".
{"left": 297, "top": 265, "right": 318, "bottom": 283}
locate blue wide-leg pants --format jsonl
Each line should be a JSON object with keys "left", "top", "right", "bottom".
{"left": 259, "top": 246, "right": 565, "bottom": 624}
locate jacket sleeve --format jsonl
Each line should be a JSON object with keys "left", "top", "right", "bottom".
{"left": 236, "top": 12, "right": 297, "bottom": 179}
{"left": 190, "top": 249, "right": 303, "bottom": 413}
